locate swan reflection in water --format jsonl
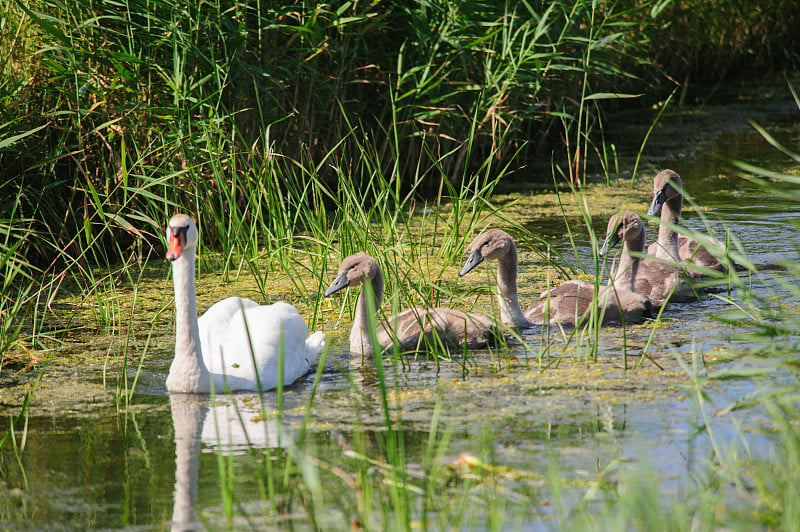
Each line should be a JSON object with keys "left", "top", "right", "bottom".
{"left": 169, "top": 393, "right": 294, "bottom": 532}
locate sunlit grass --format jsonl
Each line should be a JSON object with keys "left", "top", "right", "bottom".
{"left": 0, "top": 0, "right": 675, "bottom": 364}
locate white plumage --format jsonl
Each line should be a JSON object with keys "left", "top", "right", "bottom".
{"left": 165, "top": 213, "right": 325, "bottom": 393}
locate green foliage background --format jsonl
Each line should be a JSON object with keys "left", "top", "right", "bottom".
{"left": 0, "top": 0, "right": 797, "bottom": 328}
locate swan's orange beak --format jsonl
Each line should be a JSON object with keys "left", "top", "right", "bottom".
{"left": 166, "top": 229, "right": 186, "bottom": 261}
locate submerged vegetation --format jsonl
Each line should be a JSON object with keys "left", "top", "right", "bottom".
{"left": 1, "top": 0, "right": 800, "bottom": 529}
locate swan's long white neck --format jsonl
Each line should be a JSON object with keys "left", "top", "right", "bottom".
{"left": 351, "top": 269, "right": 385, "bottom": 357}
{"left": 496, "top": 247, "right": 534, "bottom": 329}
{"left": 654, "top": 195, "right": 682, "bottom": 262}
{"left": 167, "top": 248, "right": 211, "bottom": 393}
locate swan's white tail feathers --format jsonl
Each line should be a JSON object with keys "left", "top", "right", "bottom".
{"left": 306, "top": 331, "right": 326, "bottom": 357}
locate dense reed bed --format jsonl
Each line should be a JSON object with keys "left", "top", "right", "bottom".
{"left": 2, "top": 0, "right": 796, "bottom": 361}
{"left": 0, "top": 0, "right": 648, "bottom": 358}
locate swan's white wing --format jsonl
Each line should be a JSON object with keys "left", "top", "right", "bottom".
{"left": 199, "top": 296, "right": 260, "bottom": 330}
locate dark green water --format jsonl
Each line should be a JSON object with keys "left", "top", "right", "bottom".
{"left": 1, "top": 96, "right": 799, "bottom": 530}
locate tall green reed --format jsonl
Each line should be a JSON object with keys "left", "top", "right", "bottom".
{"left": 0, "top": 374, "right": 39, "bottom": 491}
{"left": 0, "top": 0, "right": 667, "bottom": 360}
{"left": 0, "top": 216, "right": 37, "bottom": 356}
{"left": 559, "top": 0, "right": 646, "bottom": 186}
{"left": 2, "top": 0, "right": 660, "bottom": 249}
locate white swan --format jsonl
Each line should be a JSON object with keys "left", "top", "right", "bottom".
{"left": 460, "top": 222, "right": 652, "bottom": 328}
{"left": 165, "top": 213, "right": 325, "bottom": 393}
{"left": 647, "top": 169, "right": 727, "bottom": 273}
{"left": 324, "top": 252, "right": 501, "bottom": 357}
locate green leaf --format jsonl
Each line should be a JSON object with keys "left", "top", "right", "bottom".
{"left": 0, "top": 123, "right": 49, "bottom": 150}
{"left": 583, "top": 92, "right": 642, "bottom": 101}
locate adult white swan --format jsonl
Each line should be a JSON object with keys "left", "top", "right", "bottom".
{"left": 165, "top": 213, "right": 325, "bottom": 393}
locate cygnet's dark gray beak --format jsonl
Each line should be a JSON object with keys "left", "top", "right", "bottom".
{"left": 647, "top": 188, "right": 667, "bottom": 217}
{"left": 323, "top": 272, "right": 350, "bottom": 297}
{"left": 459, "top": 249, "right": 484, "bottom": 276}
{"left": 599, "top": 231, "right": 620, "bottom": 257}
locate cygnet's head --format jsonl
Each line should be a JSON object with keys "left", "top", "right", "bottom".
{"left": 648, "top": 169, "right": 683, "bottom": 216}
{"left": 459, "top": 229, "right": 516, "bottom": 276}
{"left": 324, "top": 252, "right": 380, "bottom": 297}
{"left": 599, "top": 210, "right": 645, "bottom": 256}
{"left": 166, "top": 213, "right": 199, "bottom": 261}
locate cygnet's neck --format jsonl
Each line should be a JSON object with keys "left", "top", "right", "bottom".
{"left": 613, "top": 232, "right": 644, "bottom": 292}
{"left": 167, "top": 248, "right": 210, "bottom": 393}
{"left": 495, "top": 246, "right": 534, "bottom": 329}
{"left": 654, "top": 195, "right": 682, "bottom": 262}
{"left": 352, "top": 268, "right": 385, "bottom": 357}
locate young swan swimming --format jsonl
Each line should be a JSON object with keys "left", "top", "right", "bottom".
{"left": 165, "top": 214, "right": 325, "bottom": 393}
{"left": 601, "top": 210, "right": 694, "bottom": 308}
{"left": 647, "top": 169, "right": 727, "bottom": 274}
{"left": 324, "top": 252, "right": 501, "bottom": 357}
{"left": 460, "top": 220, "right": 652, "bottom": 328}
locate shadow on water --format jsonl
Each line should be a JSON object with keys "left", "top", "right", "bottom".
{"left": 1, "top": 94, "right": 799, "bottom": 529}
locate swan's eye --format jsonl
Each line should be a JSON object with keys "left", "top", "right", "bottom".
{"left": 171, "top": 224, "right": 189, "bottom": 239}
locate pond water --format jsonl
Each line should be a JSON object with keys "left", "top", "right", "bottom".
{"left": 1, "top": 92, "right": 799, "bottom": 530}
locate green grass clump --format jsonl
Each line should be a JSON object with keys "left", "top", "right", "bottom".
{"left": 0, "top": 0, "right": 674, "bottom": 357}
{"left": 2, "top": 0, "right": 796, "bottom": 357}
